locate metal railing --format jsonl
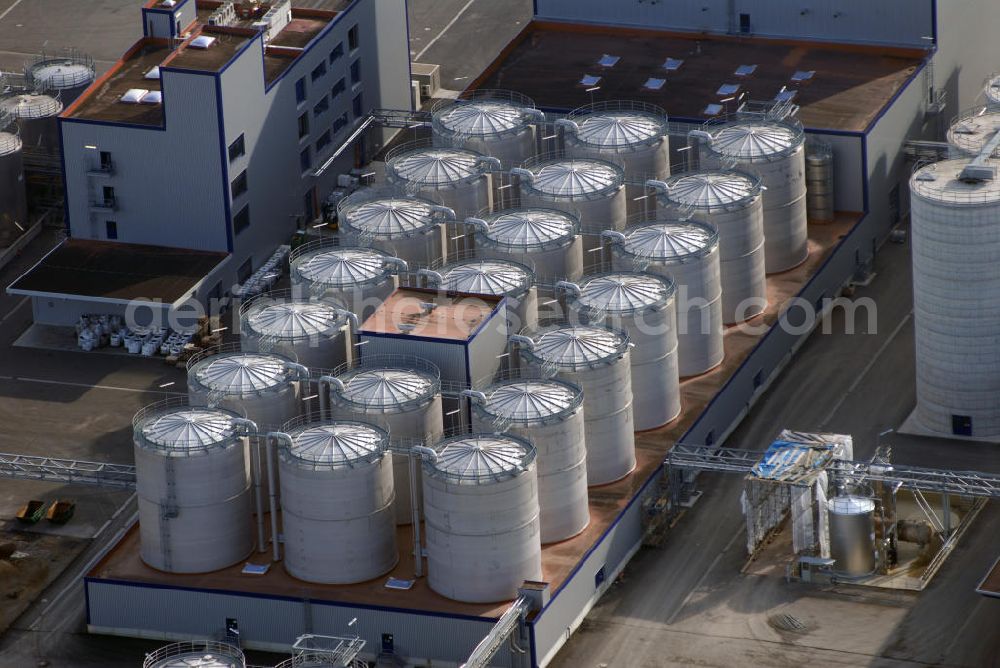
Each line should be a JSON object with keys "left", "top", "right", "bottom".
{"left": 142, "top": 641, "right": 243, "bottom": 668}
{"left": 0, "top": 452, "right": 136, "bottom": 489}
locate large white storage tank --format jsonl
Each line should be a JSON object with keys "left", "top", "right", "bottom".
{"left": 563, "top": 272, "right": 681, "bottom": 430}
{"left": 0, "top": 92, "right": 62, "bottom": 152}
{"left": 26, "top": 50, "right": 96, "bottom": 105}
{"left": 336, "top": 188, "right": 454, "bottom": 269}
{"left": 910, "top": 158, "right": 1000, "bottom": 437}
{"left": 607, "top": 220, "right": 724, "bottom": 376}
{"left": 289, "top": 242, "right": 405, "bottom": 320}
{"left": 469, "top": 207, "right": 584, "bottom": 283}
{"left": 143, "top": 641, "right": 245, "bottom": 668}
{"left": 696, "top": 119, "right": 808, "bottom": 273}
{"left": 423, "top": 257, "right": 538, "bottom": 333}
{"left": 385, "top": 141, "right": 500, "bottom": 218}
{"left": 133, "top": 401, "right": 254, "bottom": 573}
{"left": 560, "top": 101, "right": 670, "bottom": 212}
{"left": 512, "top": 157, "right": 627, "bottom": 256}
{"left": 650, "top": 170, "right": 767, "bottom": 323}
{"left": 422, "top": 434, "right": 542, "bottom": 603}
{"left": 240, "top": 291, "right": 353, "bottom": 371}
{"left": 277, "top": 418, "right": 397, "bottom": 584}
{"left": 0, "top": 125, "right": 27, "bottom": 247}
{"left": 432, "top": 90, "right": 543, "bottom": 168}
{"left": 946, "top": 107, "right": 1000, "bottom": 158}
{"left": 326, "top": 356, "right": 444, "bottom": 524}
{"left": 469, "top": 378, "right": 589, "bottom": 543}
{"left": 515, "top": 325, "right": 635, "bottom": 485}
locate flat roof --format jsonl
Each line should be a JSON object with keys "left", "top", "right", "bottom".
{"left": 7, "top": 238, "right": 228, "bottom": 304}
{"left": 88, "top": 213, "right": 861, "bottom": 620}
{"left": 65, "top": 41, "right": 171, "bottom": 126}
{"left": 471, "top": 21, "right": 925, "bottom": 132}
{"left": 359, "top": 288, "right": 504, "bottom": 341}
{"left": 976, "top": 556, "right": 1000, "bottom": 598}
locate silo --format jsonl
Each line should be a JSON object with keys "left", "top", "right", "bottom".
{"left": 337, "top": 188, "right": 454, "bottom": 268}
{"left": 423, "top": 258, "right": 538, "bottom": 333}
{"left": 26, "top": 50, "right": 96, "bottom": 105}
{"left": 277, "top": 419, "right": 397, "bottom": 584}
{"left": 385, "top": 142, "right": 500, "bottom": 218}
{"left": 143, "top": 641, "right": 245, "bottom": 668}
{"left": 805, "top": 142, "right": 835, "bottom": 223}
{"left": 696, "top": 119, "right": 807, "bottom": 273}
{"left": 651, "top": 170, "right": 766, "bottom": 323}
{"left": 512, "top": 156, "right": 627, "bottom": 256}
{"left": 239, "top": 291, "right": 353, "bottom": 371}
{"left": 607, "top": 221, "right": 724, "bottom": 376}
{"left": 559, "top": 101, "right": 670, "bottom": 213}
{"left": 469, "top": 378, "right": 589, "bottom": 542}
{"left": 946, "top": 107, "right": 1000, "bottom": 158}
{"left": 289, "top": 242, "right": 405, "bottom": 320}
{"left": 432, "top": 90, "right": 544, "bottom": 168}
{"left": 422, "top": 434, "right": 542, "bottom": 603}
{"left": 0, "top": 127, "right": 27, "bottom": 247}
{"left": 468, "top": 207, "right": 584, "bottom": 283}
{"left": 827, "top": 496, "right": 876, "bottom": 577}
{"left": 515, "top": 325, "right": 635, "bottom": 485}
{"left": 133, "top": 402, "right": 254, "bottom": 573}
{"left": 910, "top": 158, "right": 1000, "bottom": 436}
{"left": 0, "top": 93, "right": 62, "bottom": 153}
{"left": 563, "top": 272, "right": 681, "bottom": 430}
{"left": 326, "top": 356, "right": 444, "bottom": 524}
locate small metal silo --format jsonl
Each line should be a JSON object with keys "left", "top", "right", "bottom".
{"left": 827, "top": 496, "right": 876, "bottom": 577}
{"left": 0, "top": 92, "right": 63, "bottom": 153}
{"left": 289, "top": 242, "right": 406, "bottom": 320}
{"left": 432, "top": 90, "right": 543, "bottom": 168}
{"left": 385, "top": 141, "right": 500, "bottom": 218}
{"left": 946, "top": 107, "right": 1000, "bottom": 158}
{"left": 468, "top": 207, "right": 584, "bottom": 283}
{"left": 26, "top": 50, "right": 96, "bottom": 105}
{"left": 0, "top": 123, "right": 27, "bottom": 247}
{"left": 143, "top": 641, "right": 246, "bottom": 668}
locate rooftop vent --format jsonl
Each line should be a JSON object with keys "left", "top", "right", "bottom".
{"left": 703, "top": 103, "right": 723, "bottom": 116}
{"left": 120, "top": 88, "right": 149, "bottom": 104}
{"left": 643, "top": 78, "right": 666, "bottom": 91}
{"left": 663, "top": 58, "right": 684, "bottom": 71}
{"left": 791, "top": 70, "right": 815, "bottom": 83}
{"left": 717, "top": 83, "right": 741, "bottom": 96}
{"left": 598, "top": 54, "right": 620, "bottom": 68}
{"left": 735, "top": 64, "right": 758, "bottom": 77}
{"left": 140, "top": 90, "right": 162, "bottom": 105}
{"left": 190, "top": 35, "right": 217, "bottom": 49}
{"left": 144, "top": 66, "right": 160, "bottom": 80}
{"left": 580, "top": 74, "right": 601, "bottom": 87}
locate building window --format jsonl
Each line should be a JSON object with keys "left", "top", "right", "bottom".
{"left": 348, "top": 24, "right": 359, "bottom": 51}
{"left": 231, "top": 169, "right": 248, "bottom": 199}
{"left": 333, "top": 113, "right": 348, "bottom": 134}
{"left": 295, "top": 77, "right": 307, "bottom": 104}
{"left": 331, "top": 78, "right": 346, "bottom": 98}
{"left": 238, "top": 257, "right": 253, "bottom": 283}
{"left": 298, "top": 112, "right": 309, "bottom": 139}
{"left": 314, "top": 95, "right": 329, "bottom": 117}
{"left": 105, "top": 220, "right": 118, "bottom": 239}
{"left": 228, "top": 134, "right": 245, "bottom": 162}
{"left": 99, "top": 151, "right": 113, "bottom": 172}
{"left": 350, "top": 60, "right": 361, "bottom": 84}
{"left": 300, "top": 146, "right": 312, "bottom": 172}
{"left": 352, "top": 92, "right": 363, "bottom": 118}
{"left": 316, "top": 130, "right": 331, "bottom": 152}
{"left": 329, "top": 42, "right": 344, "bottom": 63}
{"left": 234, "top": 204, "right": 250, "bottom": 234}
{"left": 102, "top": 185, "right": 116, "bottom": 207}
{"left": 311, "top": 62, "right": 326, "bottom": 82}
{"left": 739, "top": 13, "right": 751, "bottom": 33}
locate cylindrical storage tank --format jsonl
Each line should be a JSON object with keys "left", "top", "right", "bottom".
{"left": 26, "top": 52, "right": 96, "bottom": 105}
{"left": 910, "top": 158, "right": 1000, "bottom": 437}
{"left": 985, "top": 74, "right": 1000, "bottom": 110}
{"left": 471, "top": 207, "right": 584, "bottom": 283}
{"left": 423, "top": 434, "right": 542, "bottom": 603}
{"left": 385, "top": 142, "right": 497, "bottom": 218}
{"left": 609, "top": 221, "right": 723, "bottom": 376}
{"left": 655, "top": 170, "right": 766, "bottom": 323}
{"left": 471, "top": 378, "right": 589, "bottom": 542}
{"left": 0, "top": 130, "right": 27, "bottom": 247}
{"left": 337, "top": 188, "right": 452, "bottom": 269}
{"left": 805, "top": 143, "right": 835, "bottom": 223}
{"left": 133, "top": 403, "right": 253, "bottom": 573}
{"left": 566, "top": 272, "right": 681, "bottom": 430}
{"left": 699, "top": 119, "right": 807, "bottom": 273}
{"left": 946, "top": 107, "right": 1000, "bottom": 158}
{"left": 514, "top": 157, "right": 627, "bottom": 256}
{"left": 289, "top": 242, "right": 402, "bottom": 320}
{"left": 561, "top": 101, "right": 670, "bottom": 213}
{"left": 428, "top": 258, "right": 538, "bottom": 333}
{"left": 518, "top": 325, "right": 635, "bottom": 485}
{"left": 240, "top": 292, "right": 352, "bottom": 371}
{"left": 432, "top": 90, "right": 541, "bottom": 168}
{"left": 328, "top": 357, "right": 444, "bottom": 524}
{"left": 0, "top": 93, "right": 62, "bottom": 153}
{"left": 827, "top": 496, "right": 876, "bottom": 577}
{"left": 278, "top": 419, "right": 397, "bottom": 584}
{"left": 143, "top": 641, "right": 245, "bottom": 668}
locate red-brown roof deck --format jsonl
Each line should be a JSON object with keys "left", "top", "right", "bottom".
{"left": 471, "top": 21, "right": 926, "bottom": 132}
{"left": 359, "top": 288, "right": 504, "bottom": 342}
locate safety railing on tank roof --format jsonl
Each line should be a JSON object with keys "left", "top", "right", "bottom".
{"left": 142, "top": 641, "right": 243, "bottom": 668}
{"left": 0, "top": 119, "right": 19, "bottom": 153}
{"left": 4, "top": 90, "right": 63, "bottom": 117}
{"left": 422, "top": 432, "right": 538, "bottom": 485}
{"left": 562, "top": 99, "right": 670, "bottom": 150}
{"left": 428, "top": 247, "right": 536, "bottom": 274}
{"left": 516, "top": 150, "right": 627, "bottom": 198}
{"left": 26, "top": 49, "right": 95, "bottom": 89}
{"left": 185, "top": 341, "right": 299, "bottom": 373}
{"left": 431, "top": 89, "right": 542, "bottom": 137}
{"left": 335, "top": 183, "right": 452, "bottom": 223}
{"left": 383, "top": 137, "right": 502, "bottom": 175}
{"left": 324, "top": 353, "right": 444, "bottom": 410}
{"left": 601, "top": 210, "right": 721, "bottom": 262}
{"left": 132, "top": 396, "right": 252, "bottom": 454}
{"left": 237, "top": 287, "right": 349, "bottom": 324}
{"left": 647, "top": 165, "right": 764, "bottom": 214}
{"left": 274, "top": 415, "right": 390, "bottom": 468}
{"left": 512, "top": 317, "right": 631, "bottom": 372}
{"left": 945, "top": 106, "right": 1000, "bottom": 155}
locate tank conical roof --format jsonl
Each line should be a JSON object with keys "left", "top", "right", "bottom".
{"left": 574, "top": 111, "right": 663, "bottom": 147}
{"left": 295, "top": 247, "right": 390, "bottom": 287}
{"left": 31, "top": 61, "right": 94, "bottom": 89}
{"left": 530, "top": 325, "right": 628, "bottom": 368}
{"left": 527, "top": 159, "right": 622, "bottom": 196}
{"left": 481, "top": 379, "right": 581, "bottom": 422}
{"left": 665, "top": 171, "right": 759, "bottom": 210}
{"left": 389, "top": 148, "right": 482, "bottom": 185}
{"left": 708, "top": 121, "right": 801, "bottom": 159}
{"left": 150, "top": 652, "right": 241, "bottom": 668}
{"left": 910, "top": 158, "right": 1000, "bottom": 204}
{"left": 0, "top": 93, "right": 62, "bottom": 119}
{"left": 246, "top": 301, "right": 343, "bottom": 339}
{"left": 141, "top": 408, "right": 238, "bottom": 449}
{"left": 193, "top": 353, "right": 289, "bottom": 393}
{"left": 436, "top": 100, "right": 527, "bottom": 136}
{"left": 286, "top": 421, "right": 387, "bottom": 467}
{"left": 338, "top": 368, "right": 437, "bottom": 408}
{"left": 341, "top": 197, "right": 438, "bottom": 238}
{"left": 483, "top": 208, "right": 578, "bottom": 249}
{"left": 620, "top": 221, "right": 718, "bottom": 260}
{"left": 828, "top": 495, "right": 875, "bottom": 515}
{"left": 576, "top": 272, "right": 673, "bottom": 314}
{"left": 0, "top": 131, "right": 21, "bottom": 156}
{"left": 947, "top": 110, "right": 1000, "bottom": 157}
{"left": 428, "top": 434, "right": 535, "bottom": 483}
{"left": 439, "top": 259, "right": 532, "bottom": 296}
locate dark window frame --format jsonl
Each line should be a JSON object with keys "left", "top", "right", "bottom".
{"left": 234, "top": 204, "right": 250, "bottom": 234}
{"left": 228, "top": 134, "right": 245, "bottom": 162}
{"left": 231, "top": 169, "right": 248, "bottom": 199}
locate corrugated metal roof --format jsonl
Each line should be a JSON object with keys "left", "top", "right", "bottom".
{"left": 141, "top": 408, "right": 236, "bottom": 449}
{"left": 576, "top": 272, "right": 672, "bottom": 314}
{"left": 342, "top": 198, "right": 437, "bottom": 238}
{"left": 429, "top": 434, "right": 533, "bottom": 483}
{"left": 193, "top": 353, "right": 289, "bottom": 393}
{"left": 620, "top": 221, "right": 718, "bottom": 260}
{"left": 574, "top": 111, "right": 663, "bottom": 147}
{"left": 531, "top": 325, "right": 627, "bottom": 367}
{"left": 709, "top": 121, "right": 801, "bottom": 159}
{"left": 286, "top": 422, "right": 387, "bottom": 467}
{"left": 436, "top": 100, "right": 527, "bottom": 136}
{"left": 666, "top": 171, "right": 758, "bottom": 210}
{"left": 482, "top": 380, "right": 579, "bottom": 421}
{"left": 340, "top": 369, "right": 436, "bottom": 407}
{"left": 390, "top": 148, "right": 483, "bottom": 184}
{"left": 484, "top": 209, "right": 578, "bottom": 248}
{"left": 439, "top": 260, "right": 532, "bottom": 296}
{"left": 295, "top": 248, "right": 390, "bottom": 286}
{"left": 246, "top": 301, "right": 343, "bottom": 339}
{"left": 527, "top": 159, "right": 622, "bottom": 196}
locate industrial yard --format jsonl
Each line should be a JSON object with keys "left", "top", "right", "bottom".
{"left": 0, "top": 0, "right": 999, "bottom": 667}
